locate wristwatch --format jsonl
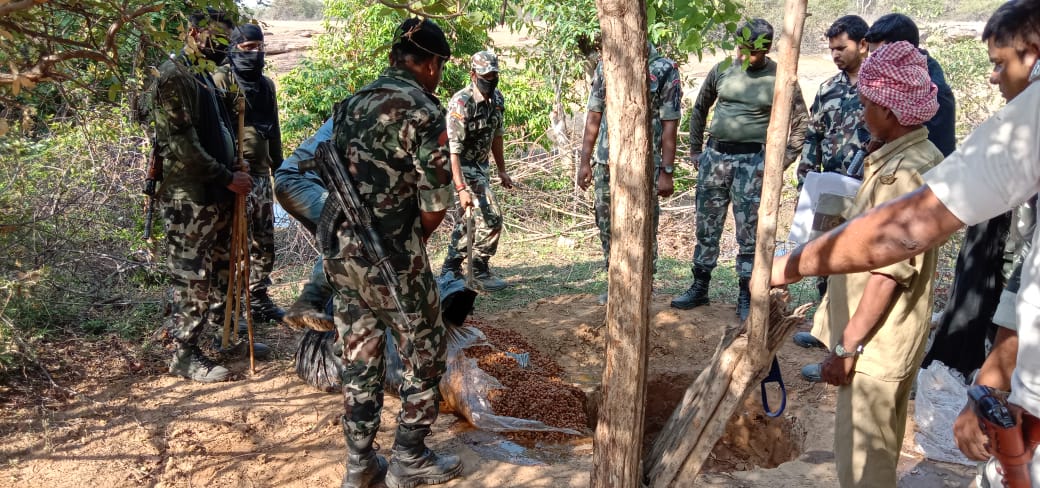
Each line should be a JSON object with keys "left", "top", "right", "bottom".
{"left": 661, "top": 165, "right": 674, "bottom": 175}
{"left": 834, "top": 342, "right": 864, "bottom": 358}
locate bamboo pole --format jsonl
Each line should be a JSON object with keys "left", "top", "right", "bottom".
{"left": 591, "top": 1, "right": 653, "bottom": 487}
{"left": 643, "top": 0, "right": 809, "bottom": 485}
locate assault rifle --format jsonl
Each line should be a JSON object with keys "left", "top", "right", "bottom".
{"left": 302, "top": 140, "right": 409, "bottom": 324}
{"left": 142, "top": 125, "right": 163, "bottom": 240}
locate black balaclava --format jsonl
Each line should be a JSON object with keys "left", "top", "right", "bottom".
{"left": 229, "top": 24, "right": 276, "bottom": 139}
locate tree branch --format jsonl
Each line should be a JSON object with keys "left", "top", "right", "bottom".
{"left": 0, "top": 0, "right": 45, "bottom": 18}
{"left": 375, "top": 0, "right": 466, "bottom": 20}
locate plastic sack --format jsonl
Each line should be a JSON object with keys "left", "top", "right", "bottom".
{"left": 913, "top": 361, "right": 975, "bottom": 465}
{"left": 386, "top": 273, "right": 580, "bottom": 435}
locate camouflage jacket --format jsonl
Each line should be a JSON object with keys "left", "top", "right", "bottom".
{"left": 153, "top": 53, "right": 237, "bottom": 203}
{"left": 586, "top": 46, "right": 683, "bottom": 167}
{"left": 332, "top": 66, "right": 453, "bottom": 260}
{"left": 797, "top": 70, "right": 870, "bottom": 184}
{"left": 446, "top": 84, "right": 504, "bottom": 175}
{"left": 212, "top": 66, "right": 284, "bottom": 176}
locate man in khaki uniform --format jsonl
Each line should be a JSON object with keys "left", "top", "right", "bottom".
{"left": 808, "top": 41, "right": 942, "bottom": 487}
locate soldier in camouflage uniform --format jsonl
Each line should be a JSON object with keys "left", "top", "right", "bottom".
{"left": 797, "top": 15, "right": 871, "bottom": 185}
{"left": 153, "top": 10, "right": 264, "bottom": 383}
{"left": 672, "top": 19, "right": 808, "bottom": 320}
{"left": 576, "top": 42, "right": 683, "bottom": 304}
{"left": 440, "top": 50, "right": 514, "bottom": 291}
{"left": 323, "top": 18, "right": 462, "bottom": 488}
{"left": 213, "top": 23, "right": 287, "bottom": 323}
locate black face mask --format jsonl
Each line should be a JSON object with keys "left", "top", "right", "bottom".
{"left": 475, "top": 76, "right": 498, "bottom": 96}
{"left": 199, "top": 39, "right": 228, "bottom": 66}
{"left": 230, "top": 50, "right": 265, "bottom": 80}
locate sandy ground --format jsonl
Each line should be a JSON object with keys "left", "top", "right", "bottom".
{"left": 0, "top": 295, "right": 975, "bottom": 487}
{"left": 0, "top": 19, "right": 982, "bottom": 488}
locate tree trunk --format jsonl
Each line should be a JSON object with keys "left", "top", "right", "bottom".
{"left": 590, "top": 1, "right": 653, "bottom": 487}
{"left": 644, "top": 0, "right": 810, "bottom": 485}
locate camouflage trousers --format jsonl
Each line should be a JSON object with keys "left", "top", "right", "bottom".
{"left": 247, "top": 174, "right": 275, "bottom": 293}
{"left": 161, "top": 198, "right": 232, "bottom": 343}
{"left": 324, "top": 229, "right": 447, "bottom": 437}
{"left": 593, "top": 163, "right": 660, "bottom": 270}
{"left": 693, "top": 146, "right": 765, "bottom": 278}
{"left": 443, "top": 171, "right": 502, "bottom": 272}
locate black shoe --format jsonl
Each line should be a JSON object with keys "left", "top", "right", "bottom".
{"left": 251, "top": 288, "right": 286, "bottom": 323}
{"left": 342, "top": 419, "right": 388, "bottom": 488}
{"left": 793, "top": 332, "right": 826, "bottom": 349}
{"left": 671, "top": 269, "right": 711, "bottom": 310}
{"left": 169, "top": 343, "right": 230, "bottom": 383}
{"left": 385, "top": 425, "right": 463, "bottom": 488}
{"left": 213, "top": 337, "right": 271, "bottom": 360}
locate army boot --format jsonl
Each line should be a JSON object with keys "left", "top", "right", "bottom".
{"left": 169, "top": 340, "right": 230, "bottom": 383}
{"left": 284, "top": 278, "right": 335, "bottom": 332}
{"left": 737, "top": 277, "right": 751, "bottom": 321}
{"left": 440, "top": 256, "right": 463, "bottom": 280}
{"left": 251, "top": 281, "right": 286, "bottom": 323}
{"left": 671, "top": 268, "right": 712, "bottom": 310}
{"left": 473, "top": 261, "right": 507, "bottom": 292}
{"left": 385, "top": 425, "right": 463, "bottom": 488}
{"left": 341, "top": 419, "right": 388, "bottom": 488}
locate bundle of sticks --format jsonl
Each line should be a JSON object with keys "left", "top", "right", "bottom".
{"left": 222, "top": 96, "right": 256, "bottom": 373}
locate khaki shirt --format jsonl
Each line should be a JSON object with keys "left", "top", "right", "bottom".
{"left": 811, "top": 127, "right": 943, "bottom": 381}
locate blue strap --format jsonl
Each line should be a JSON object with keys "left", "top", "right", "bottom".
{"left": 760, "top": 356, "right": 787, "bottom": 418}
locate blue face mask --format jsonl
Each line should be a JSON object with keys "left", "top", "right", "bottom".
{"left": 230, "top": 50, "right": 265, "bottom": 80}
{"left": 1030, "top": 59, "right": 1040, "bottom": 83}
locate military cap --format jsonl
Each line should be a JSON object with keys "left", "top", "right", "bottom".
{"left": 471, "top": 51, "right": 499, "bottom": 75}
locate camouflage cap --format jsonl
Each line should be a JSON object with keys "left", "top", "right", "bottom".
{"left": 471, "top": 51, "right": 499, "bottom": 75}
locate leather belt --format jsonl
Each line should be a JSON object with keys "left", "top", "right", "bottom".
{"left": 707, "top": 138, "right": 764, "bottom": 155}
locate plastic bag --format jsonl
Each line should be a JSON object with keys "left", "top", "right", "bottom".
{"left": 913, "top": 361, "right": 975, "bottom": 465}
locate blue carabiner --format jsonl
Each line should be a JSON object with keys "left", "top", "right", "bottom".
{"left": 760, "top": 356, "right": 787, "bottom": 418}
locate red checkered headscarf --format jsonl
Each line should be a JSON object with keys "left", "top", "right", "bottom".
{"left": 858, "top": 41, "right": 938, "bottom": 126}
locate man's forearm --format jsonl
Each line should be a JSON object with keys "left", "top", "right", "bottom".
{"left": 580, "top": 111, "right": 602, "bottom": 167}
{"left": 492, "top": 135, "right": 506, "bottom": 174}
{"left": 842, "top": 272, "right": 899, "bottom": 348}
{"left": 975, "top": 326, "right": 1018, "bottom": 391}
{"left": 661, "top": 119, "right": 678, "bottom": 168}
{"left": 779, "top": 185, "right": 964, "bottom": 283}
{"left": 450, "top": 153, "right": 465, "bottom": 188}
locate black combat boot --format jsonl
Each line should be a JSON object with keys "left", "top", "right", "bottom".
{"left": 251, "top": 282, "right": 286, "bottom": 323}
{"left": 473, "top": 261, "right": 507, "bottom": 292}
{"left": 671, "top": 268, "right": 712, "bottom": 310}
{"left": 737, "top": 277, "right": 751, "bottom": 321}
{"left": 440, "top": 257, "right": 463, "bottom": 280}
{"left": 168, "top": 340, "right": 230, "bottom": 383}
{"left": 342, "top": 419, "right": 388, "bottom": 488}
{"left": 385, "top": 424, "right": 463, "bottom": 488}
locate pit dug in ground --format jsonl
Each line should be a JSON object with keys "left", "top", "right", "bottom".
{"left": 467, "top": 294, "right": 805, "bottom": 472}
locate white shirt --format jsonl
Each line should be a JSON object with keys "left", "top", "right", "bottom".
{"left": 925, "top": 81, "right": 1040, "bottom": 415}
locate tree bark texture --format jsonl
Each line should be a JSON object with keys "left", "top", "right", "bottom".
{"left": 590, "top": 1, "right": 653, "bottom": 488}
{"left": 644, "top": 0, "right": 810, "bottom": 485}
